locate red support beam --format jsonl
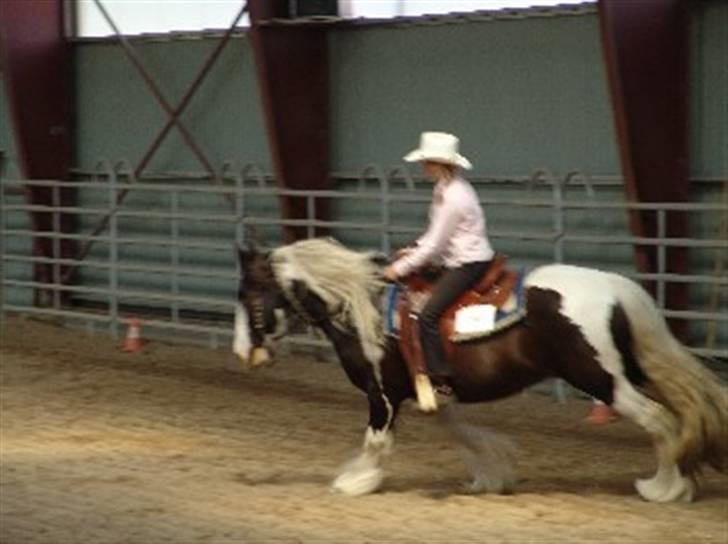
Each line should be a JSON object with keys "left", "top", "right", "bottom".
{"left": 248, "top": 0, "right": 330, "bottom": 242}
{"left": 0, "top": 0, "right": 75, "bottom": 303}
{"left": 598, "top": 0, "right": 690, "bottom": 336}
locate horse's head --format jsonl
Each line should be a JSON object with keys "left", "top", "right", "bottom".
{"left": 233, "top": 241, "right": 288, "bottom": 368}
{"left": 234, "top": 237, "right": 387, "bottom": 367}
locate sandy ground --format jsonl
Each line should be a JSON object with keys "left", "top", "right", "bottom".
{"left": 0, "top": 317, "right": 726, "bottom": 544}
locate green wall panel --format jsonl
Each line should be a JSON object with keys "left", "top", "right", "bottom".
{"left": 329, "top": 12, "right": 619, "bottom": 177}
{"left": 0, "top": 74, "right": 21, "bottom": 178}
{"left": 69, "top": 7, "right": 726, "bottom": 182}
{"left": 690, "top": 1, "right": 728, "bottom": 179}
{"left": 74, "top": 35, "right": 270, "bottom": 172}
{"left": 1, "top": 74, "right": 33, "bottom": 309}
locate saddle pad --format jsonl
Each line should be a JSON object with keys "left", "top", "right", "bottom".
{"left": 453, "top": 304, "right": 496, "bottom": 335}
{"left": 450, "top": 267, "right": 527, "bottom": 343}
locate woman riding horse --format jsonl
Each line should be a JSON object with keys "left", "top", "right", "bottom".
{"left": 232, "top": 134, "right": 727, "bottom": 501}
{"left": 234, "top": 235, "right": 727, "bottom": 502}
{"left": 384, "top": 131, "right": 494, "bottom": 400}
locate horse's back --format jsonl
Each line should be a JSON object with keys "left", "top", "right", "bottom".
{"left": 526, "top": 264, "right": 625, "bottom": 294}
{"left": 524, "top": 264, "right": 623, "bottom": 319}
{"left": 523, "top": 263, "right": 684, "bottom": 378}
{"left": 525, "top": 264, "right": 668, "bottom": 335}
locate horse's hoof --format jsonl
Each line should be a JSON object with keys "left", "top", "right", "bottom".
{"left": 331, "top": 468, "right": 383, "bottom": 496}
{"left": 462, "top": 477, "right": 515, "bottom": 495}
{"left": 635, "top": 475, "right": 695, "bottom": 503}
{"left": 635, "top": 477, "right": 664, "bottom": 502}
{"left": 461, "top": 479, "right": 486, "bottom": 495}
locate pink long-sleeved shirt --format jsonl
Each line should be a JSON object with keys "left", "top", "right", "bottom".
{"left": 392, "top": 176, "right": 494, "bottom": 277}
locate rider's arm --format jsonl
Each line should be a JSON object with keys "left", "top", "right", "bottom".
{"left": 391, "top": 191, "right": 462, "bottom": 277}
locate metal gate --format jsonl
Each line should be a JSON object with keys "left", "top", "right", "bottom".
{"left": 1, "top": 160, "right": 726, "bottom": 361}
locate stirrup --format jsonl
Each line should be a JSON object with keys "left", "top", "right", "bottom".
{"left": 434, "top": 383, "right": 453, "bottom": 396}
{"left": 414, "top": 374, "right": 438, "bottom": 413}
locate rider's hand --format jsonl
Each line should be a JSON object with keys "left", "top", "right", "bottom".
{"left": 395, "top": 247, "right": 413, "bottom": 259}
{"left": 383, "top": 265, "right": 399, "bottom": 282}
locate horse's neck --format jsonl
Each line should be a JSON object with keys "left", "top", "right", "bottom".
{"left": 318, "top": 319, "right": 358, "bottom": 357}
{"left": 315, "top": 319, "right": 374, "bottom": 390}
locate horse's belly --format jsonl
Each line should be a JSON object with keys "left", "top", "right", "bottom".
{"left": 451, "top": 341, "right": 546, "bottom": 402}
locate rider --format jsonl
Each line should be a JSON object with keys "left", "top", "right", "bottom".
{"left": 383, "top": 131, "right": 494, "bottom": 395}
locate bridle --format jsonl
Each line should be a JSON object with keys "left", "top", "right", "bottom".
{"left": 245, "top": 254, "right": 336, "bottom": 338}
{"left": 249, "top": 293, "right": 266, "bottom": 339}
{"left": 279, "top": 283, "right": 327, "bottom": 327}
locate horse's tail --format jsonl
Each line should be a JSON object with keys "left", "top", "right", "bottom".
{"left": 639, "top": 339, "right": 727, "bottom": 475}
{"left": 622, "top": 284, "right": 728, "bottom": 475}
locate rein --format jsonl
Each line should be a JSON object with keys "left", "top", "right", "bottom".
{"left": 277, "top": 279, "right": 346, "bottom": 329}
{"left": 279, "top": 284, "right": 325, "bottom": 327}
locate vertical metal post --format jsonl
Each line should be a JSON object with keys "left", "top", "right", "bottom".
{"left": 380, "top": 174, "right": 391, "bottom": 256}
{"left": 52, "top": 183, "right": 61, "bottom": 310}
{"left": 656, "top": 208, "right": 667, "bottom": 309}
{"left": 307, "top": 195, "right": 315, "bottom": 239}
{"left": 553, "top": 177, "right": 565, "bottom": 264}
{"left": 305, "top": 191, "right": 316, "bottom": 340}
{"left": 0, "top": 174, "right": 6, "bottom": 320}
{"left": 108, "top": 171, "right": 119, "bottom": 339}
{"left": 550, "top": 173, "right": 567, "bottom": 403}
{"left": 233, "top": 170, "right": 245, "bottom": 346}
{"left": 170, "top": 188, "right": 180, "bottom": 323}
{"left": 232, "top": 166, "right": 245, "bottom": 247}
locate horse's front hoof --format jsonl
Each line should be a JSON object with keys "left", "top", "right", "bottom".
{"left": 331, "top": 467, "right": 384, "bottom": 496}
{"left": 461, "top": 479, "right": 486, "bottom": 495}
{"left": 635, "top": 475, "right": 695, "bottom": 503}
{"left": 249, "top": 347, "right": 273, "bottom": 368}
{"left": 462, "top": 476, "right": 515, "bottom": 495}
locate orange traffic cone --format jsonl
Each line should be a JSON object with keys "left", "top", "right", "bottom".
{"left": 586, "top": 402, "right": 618, "bottom": 425}
{"left": 122, "top": 317, "right": 144, "bottom": 352}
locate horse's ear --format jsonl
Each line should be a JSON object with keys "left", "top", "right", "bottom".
{"left": 236, "top": 237, "right": 261, "bottom": 267}
{"left": 236, "top": 223, "right": 262, "bottom": 256}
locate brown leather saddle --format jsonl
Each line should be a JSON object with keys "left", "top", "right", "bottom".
{"left": 397, "top": 253, "right": 519, "bottom": 381}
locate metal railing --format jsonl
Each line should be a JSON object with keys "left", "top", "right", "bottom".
{"left": 1, "top": 162, "right": 726, "bottom": 363}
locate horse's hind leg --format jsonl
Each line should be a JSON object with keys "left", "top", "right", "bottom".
{"left": 438, "top": 404, "right": 517, "bottom": 494}
{"left": 331, "top": 383, "right": 397, "bottom": 496}
{"left": 612, "top": 379, "right": 696, "bottom": 502}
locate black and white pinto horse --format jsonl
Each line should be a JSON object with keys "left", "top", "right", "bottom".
{"left": 234, "top": 238, "right": 727, "bottom": 502}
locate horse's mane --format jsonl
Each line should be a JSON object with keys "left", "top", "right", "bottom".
{"left": 270, "top": 238, "right": 385, "bottom": 362}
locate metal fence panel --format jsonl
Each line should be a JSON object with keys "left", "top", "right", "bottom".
{"left": 1, "top": 166, "right": 726, "bottom": 361}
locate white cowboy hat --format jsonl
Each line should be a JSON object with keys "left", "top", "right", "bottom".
{"left": 403, "top": 131, "right": 472, "bottom": 170}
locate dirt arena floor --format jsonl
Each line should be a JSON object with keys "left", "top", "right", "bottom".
{"left": 1, "top": 317, "right": 726, "bottom": 543}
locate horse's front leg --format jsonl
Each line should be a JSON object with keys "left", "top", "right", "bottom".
{"left": 331, "top": 380, "right": 399, "bottom": 496}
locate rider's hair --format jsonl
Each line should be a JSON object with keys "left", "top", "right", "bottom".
{"left": 427, "top": 161, "right": 457, "bottom": 182}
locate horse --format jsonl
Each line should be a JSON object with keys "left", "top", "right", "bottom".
{"left": 233, "top": 237, "right": 727, "bottom": 502}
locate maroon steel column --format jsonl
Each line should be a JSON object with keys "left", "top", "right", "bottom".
{"left": 248, "top": 0, "right": 330, "bottom": 242}
{"left": 0, "top": 0, "right": 75, "bottom": 303}
{"left": 598, "top": 0, "right": 690, "bottom": 335}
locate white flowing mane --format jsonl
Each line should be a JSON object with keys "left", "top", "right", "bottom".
{"left": 270, "top": 238, "right": 386, "bottom": 361}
